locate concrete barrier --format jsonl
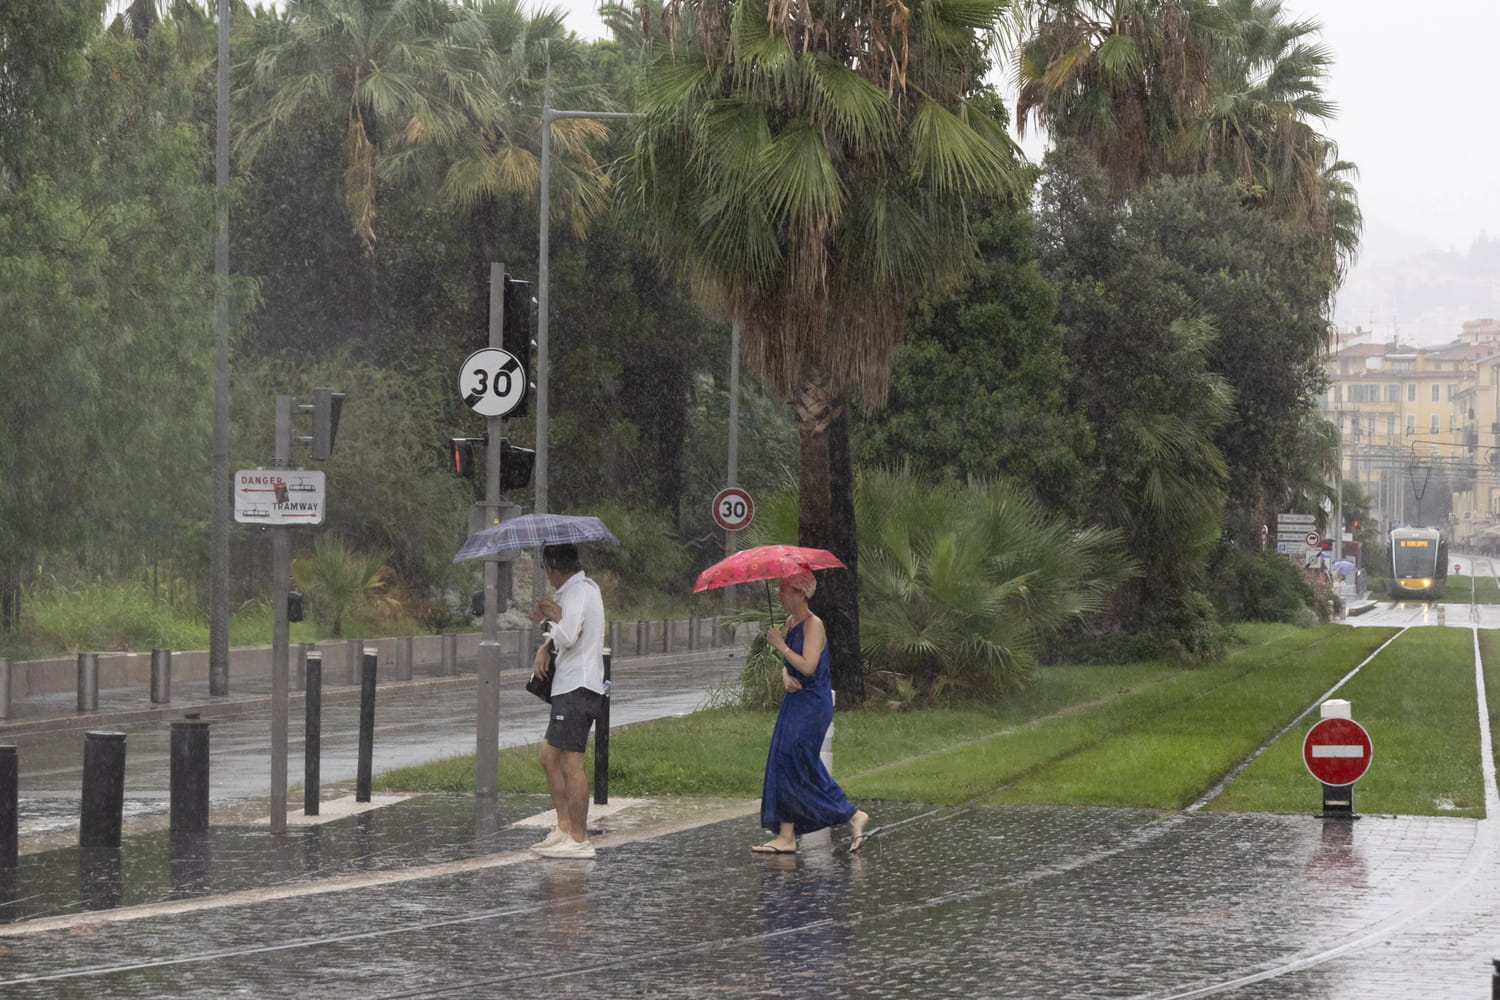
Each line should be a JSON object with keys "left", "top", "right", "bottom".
{"left": 0, "top": 618, "right": 735, "bottom": 715}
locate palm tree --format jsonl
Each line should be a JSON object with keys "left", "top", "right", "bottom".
{"left": 291, "top": 535, "right": 395, "bottom": 636}
{"left": 856, "top": 468, "right": 1133, "bottom": 702}
{"left": 1011, "top": 0, "right": 1225, "bottom": 197}
{"left": 618, "top": 0, "right": 1025, "bottom": 698}
{"left": 234, "top": 0, "right": 490, "bottom": 253}
{"left": 1194, "top": 0, "right": 1333, "bottom": 206}
{"left": 427, "top": 0, "right": 614, "bottom": 239}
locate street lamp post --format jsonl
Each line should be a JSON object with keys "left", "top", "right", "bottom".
{"left": 535, "top": 105, "right": 639, "bottom": 524}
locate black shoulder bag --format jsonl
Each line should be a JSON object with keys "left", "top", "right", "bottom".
{"left": 526, "top": 640, "right": 556, "bottom": 703}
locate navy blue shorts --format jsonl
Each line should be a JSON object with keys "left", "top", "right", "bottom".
{"left": 545, "top": 688, "right": 603, "bottom": 753}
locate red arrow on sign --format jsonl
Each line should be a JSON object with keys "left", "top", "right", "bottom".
{"left": 1303, "top": 717, "right": 1372, "bottom": 786}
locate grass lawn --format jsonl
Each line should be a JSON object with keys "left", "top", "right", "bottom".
{"left": 1446, "top": 574, "right": 1500, "bottom": 605}
{"left": 1209, "top": 627, "right": 1485, "bottom": 817}
{"left": 374, "top": 622, "right": 1495, "bottom": 819}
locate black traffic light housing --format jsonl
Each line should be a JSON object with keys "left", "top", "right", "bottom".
{"left": 501, "top": 276, "right": 532, "bottom": 419}
{"left": 311, "top": 387, "right": 346, "bottom": 460}
{"left": 445, "top": 436, "right": 534, "bottom": 488}
{"left": 449, "top": 437, "right": 484, "bottom": 479}
{"left": 501, "top": 441, "right": 535, "bottom": 490}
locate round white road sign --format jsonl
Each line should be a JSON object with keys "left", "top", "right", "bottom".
{"left": 459, "top": 348, "right": 526, "bottom": 417}
{"left": 712, "top": 487, "right": 755, "bottom": 532}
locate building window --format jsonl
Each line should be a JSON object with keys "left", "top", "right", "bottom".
{"left": 1387, "top": 416, "right": 1396, "bottom": 437}
{"left": 1385, "top": 384, "right": 1400, "bottom": 401}
{"left": 1408, "top": 384, "right": 1417, "bottom": 402}
{"left": 1431, "top": 384, "right": 1441, "bottom": 402}
{"left": 1431, "top": 414, "right": 1440, "bottom": 434}
{"left": 1406, "top": 415, "right": 1416, "bottom": 435}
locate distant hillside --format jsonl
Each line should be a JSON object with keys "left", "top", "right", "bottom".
{"left": 1335, "top": 234, "right": 1500, "bottom": 344}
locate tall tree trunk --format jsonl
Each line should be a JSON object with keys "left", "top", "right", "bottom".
{"left": 821, "top": 410, "right": 864, "bottom": 704}
{"left": 794, "top": 373, "right": 864, "bottom": 704}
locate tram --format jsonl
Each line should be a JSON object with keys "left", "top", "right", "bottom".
{"left": 1387, "top": 526, "right": 1448, "bottom": 600}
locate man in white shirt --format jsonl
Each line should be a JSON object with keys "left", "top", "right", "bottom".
{"left": 529, "top": 543, "right": 606, "bottom": 859}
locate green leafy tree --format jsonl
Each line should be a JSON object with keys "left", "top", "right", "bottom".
{"left": 619, "top": 0, "right": 1025, "bottom": 700}
{"left": 854, "top": 194, "right": 1093, "bottom": 515}
{"left": 0, "top": 7, "right": 219, "bottom": 626}
{"left": 1036, "top": 148, "right": 1233, "bottom": 618}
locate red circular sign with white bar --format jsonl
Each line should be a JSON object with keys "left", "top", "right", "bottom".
{"left": 1302, "top": 717, "right": 1372, "bottom": 786}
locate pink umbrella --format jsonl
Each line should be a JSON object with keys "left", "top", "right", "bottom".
{"left": 692, "top": 545, "right": 846, "bottom": 605}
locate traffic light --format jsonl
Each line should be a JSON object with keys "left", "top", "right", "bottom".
{"left": 502, "top": 275, "right": 532, "bottom": 419}
{"left": 500, "top": 441, "right": 535, "bottom": 489}
{"left": 311, "top": 387, "right": 346, "bottom": 460}
{"left": 445, "top": 436, "right": 534, "bottom": 488}
{"left": 449, "top": 437, "right": 484, "bottom": 478}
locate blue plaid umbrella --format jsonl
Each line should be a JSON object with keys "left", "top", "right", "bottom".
{"left": 453, "top": 513, "right": 620, "bottom": 562}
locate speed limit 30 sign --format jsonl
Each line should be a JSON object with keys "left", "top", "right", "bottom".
{"left": 712, "top": 487, "right": 754, "bottom": 532}
{"left": 459, "top": 348, "right": 526, "bottom": 417}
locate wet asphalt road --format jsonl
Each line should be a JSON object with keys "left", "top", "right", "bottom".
{"left": 1, "top": 799, "right": 1497, "bottom": 998}
{"left": 5, "top": 620, "right": 1500, "bottom": 995}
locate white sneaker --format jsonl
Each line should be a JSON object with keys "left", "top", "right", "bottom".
{"left": 534, "top": 838, "right": 596, "bottom": 859}
{"left": 530, "top": 827, "right": 568, "bottom": 851}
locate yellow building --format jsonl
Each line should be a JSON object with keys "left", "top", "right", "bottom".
{"left": 1321, "top": 320, "right": 1500, "bottom": 543}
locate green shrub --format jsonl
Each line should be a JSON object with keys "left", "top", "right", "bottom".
{"left": 1207, "top": 547, "right": 1319, "bottom": 624}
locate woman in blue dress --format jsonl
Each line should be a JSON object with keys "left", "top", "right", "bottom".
{"left": 753, "top": 571, "right": 870, "bottom": 854}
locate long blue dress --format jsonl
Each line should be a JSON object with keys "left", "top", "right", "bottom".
{"left": 760, "top": 619, "right": 857, "bottom": 836}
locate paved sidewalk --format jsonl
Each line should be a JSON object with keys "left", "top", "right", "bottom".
{"left": 5, "top": 629, "right": 1500, "bottom": 996}
{"left": 2, "top": 797, "right": 1498, "bottom": 998}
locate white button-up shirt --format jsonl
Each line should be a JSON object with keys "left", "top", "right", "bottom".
{"left": 544, "top": 570, "right": 605, "bottom": 696}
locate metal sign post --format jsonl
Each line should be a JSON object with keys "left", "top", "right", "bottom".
{"left": 250, "top": 393, "right": 337, "bottom": 835}
{"left": 465, "top": 263, "right": 527, "bottom": 798}
{"left": 269, "top": 395, "right": 293, "bottom": 835}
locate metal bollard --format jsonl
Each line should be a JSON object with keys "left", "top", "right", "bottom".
{"left": 441, "top": 633, "right": 458, "bottom": 676}
{"left": 0, "top": 657, "right": 10, "bottom": 719}
{"left": 77, "top": 652, "right": 99, "bottom": 713}
{"left": 395, "top": 636, "right": 412, "bottom": 682}
{"left": 609, "top": 621, "right": 622, "bottom": 659}
{"left": 1, "top": 745, "right": 16, "bottom": 869}
{"left": 346, "top": 638, "right": 363, "bottom": 685}
{"left": 689, "top": 616, "right": 698, "bottom": 650}
{"left": 169, "top": 718, "right": 210, "bottom": 833}
{"left": 355, "top": 648, "right": 377, "bottom": 803}
{"left": 593, "top": 649, "right": 612, "bottom": 805}
{"left": 304, "top": 652, "right": 322, "bottom": 816}
{"left": 80, "top": 730, "right": 126, "bottom": 848}
{"left": 636, "top": 620, "right": 646, "bottom": 657}
{"left": 150, "top": 648, "right": 172, "bottom": 704}
{"left": 662, "top": 618, "right": 671, "bottom": 654}
{"left": 294, "top": 642, "right": 313, "bottom": 692}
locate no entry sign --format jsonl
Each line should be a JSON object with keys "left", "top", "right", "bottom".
{"left": 1303, "top": 717, "right": 1372, "bottom": 786}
